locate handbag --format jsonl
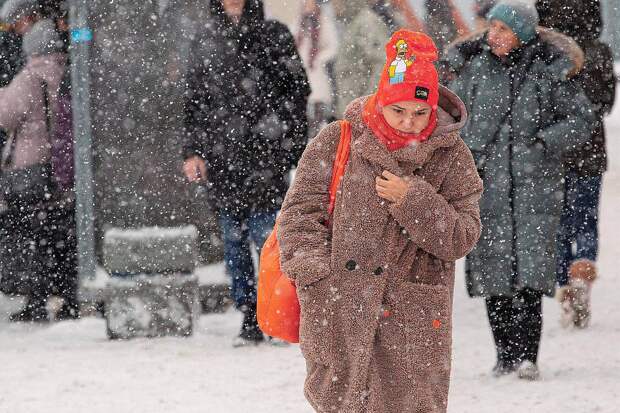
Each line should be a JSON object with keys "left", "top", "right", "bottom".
{"left": 0, "top": 81, "right": 55, "bottom": 206}
{"left": 257, "top": 120, "right": 352, "bottom": 343}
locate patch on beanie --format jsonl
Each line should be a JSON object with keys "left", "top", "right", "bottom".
{"left": 388, "top": 39, "right": 415, "bottom": 85}
{"left": 415, "top": 86, "right": 429, "bottom": 101}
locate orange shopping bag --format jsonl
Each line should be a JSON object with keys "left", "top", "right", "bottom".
{"left": 257, "top": 120, "right": 351, "bottom": 343}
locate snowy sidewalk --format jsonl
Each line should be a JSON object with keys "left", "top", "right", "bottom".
{"left": 2, "top": 121, "right": 619, "bottom": 413}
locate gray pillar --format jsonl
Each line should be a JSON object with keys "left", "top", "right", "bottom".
{"left": 69, "top": 0, "right": 97, "bottom": 280}
{"left": 603, "top": 0, "right": 620, "bottom": 59}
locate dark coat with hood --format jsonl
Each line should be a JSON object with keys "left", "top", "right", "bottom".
{"left": 277, "top": 87, "right": 482, "bottom": 412}
{"left": 443, "top": 29, "right": 595, "bottom": 297}
{"left": 0, "top": 27, "right": 22, "bottom": 88}
{"left": 537, "top": 0, "right": 616, "bottom": 176}
{"left": 183, "top": 0, "right": 310, "bottom": 213}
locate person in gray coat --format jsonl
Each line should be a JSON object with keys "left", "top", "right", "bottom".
{"left": 443, "top": 0, "right": 594, "bottom": 380}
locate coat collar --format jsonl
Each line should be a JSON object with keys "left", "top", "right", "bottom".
{"left": 344, "top": 91, "right": 463, "bottom": 175}
{"left": 447, "top": 27, "right": 585, "bottom": 80}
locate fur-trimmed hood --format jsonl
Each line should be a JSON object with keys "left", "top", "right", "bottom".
{"left": 445, "top": 27, "right": 585, "bottom": 80}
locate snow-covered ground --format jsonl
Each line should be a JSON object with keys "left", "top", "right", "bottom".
{"left": 1, "top": 110, "right": 619, "bottom": 413}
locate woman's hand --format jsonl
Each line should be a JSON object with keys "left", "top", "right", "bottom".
{"left": 375, "top": 171, "right": 412, "bottom": 203}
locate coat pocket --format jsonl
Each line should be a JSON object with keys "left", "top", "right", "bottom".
{"left": 395, "top": 282, "right": 452, "bottom": 374}
{"left": 391, "top": 282, "right": 453, "bottom": 412}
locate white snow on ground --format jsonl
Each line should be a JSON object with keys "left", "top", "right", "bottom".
{"left": 1, "top": 106, "right": 620, "bottom": 413}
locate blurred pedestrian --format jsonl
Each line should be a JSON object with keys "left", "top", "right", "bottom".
{"left": 333, "top": 0, "right": 393, "bottom": 116}
{"left": 0, "top": 20, "right": 22, "bottom": 88}
{"left": 0, "top": 0, "right": 40, "bottom": 38}
{"left": 183, "top": 0, "right": 310, "bottom": 346}
{"left": 296, "top": 0, "right": 339, "bottom": 138}
{"left": 0, "top": 0, "right": 41, "bottom": 149}
{"left": 537, "top": 0, "right": 616, "bottom": 328}
{"left": 0, "top": 18, "right": 72, "bottom": 322}
{"left": 444, "top": 0, "right": 594, "bottom": 380}
{"left": 424, "top": 0, "right": 470, "bottom": 53}
{"left": 391, "top": 0, "right": 425, "bottom": 32}
{"left": 278, "top": 29, "right": 482, "bottom": 413}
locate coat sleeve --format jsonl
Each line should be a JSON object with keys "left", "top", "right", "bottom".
{"left": 592, "top": 43, "right": 616, "bottom": 116}
{"left": 535, "top": 78, "right": 595, "bottom": 155}
{"left": 0, "top": 69, "right": 34, "bottom": 132}
{"left": 266, "top": 22, "right": 311, "bottom": 172}
{"left": 182, "top": 33, "right": 211, "bottom": 160}
{"left": 439, "top": 34, "right": 485, "bottom": 84}
{"left": 276, "top": 121, "right": 341, "bottom": 288}
{"left": 388, "top": 138, "right": 483, "bottom": 261}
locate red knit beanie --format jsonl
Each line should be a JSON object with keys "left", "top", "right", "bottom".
{"left": 376, "top": 30, "right": 439, "bottom": 109}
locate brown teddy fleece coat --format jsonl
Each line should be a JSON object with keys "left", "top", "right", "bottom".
{"left": 277, "top": 85, "right": 483, "bottom": 412}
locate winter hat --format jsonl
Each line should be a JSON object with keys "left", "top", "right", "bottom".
{"left": 487, "top": 0, "right": 539, "bottom": 44}
{"left": 0, "top": 0, "right": 39, "bottom": 25}
{"left": 22, "top": 19, "right": 62, "bottom": 57}
{"left": 375, "top": 29, "right": 440, "bottom": 109}
{"left": 362, "top": 30, "right": 440, "bottom": 151}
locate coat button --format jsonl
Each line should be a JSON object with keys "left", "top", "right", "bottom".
{"left": 345, "top": 260, "right": 357, "bottom": 271}
{"left": 373, "top": 267, "right": 384, "bottom": 276}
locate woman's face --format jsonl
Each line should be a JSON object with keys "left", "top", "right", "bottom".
{"left": 381, "top": 101, "right": 432, "bottom": 134}
{"left": 487, "top": 19, "right": 521, "bottom": 57}
{"left": 222, "top": 0, "right": 246, "bottom": 20}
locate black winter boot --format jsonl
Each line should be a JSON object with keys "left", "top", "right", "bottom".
{"left": 233, "top": 303, "right": 264, "bottom": 347}
{"left": 9, "top": 296, "right": 49, "bottom": 323}
{"left": 55, "top": 299, "right": 80, "bottom": 321}
{"left": 492, "top": 359, "right": 518, "bottom": 377}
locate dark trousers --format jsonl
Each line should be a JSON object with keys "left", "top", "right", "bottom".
{"left": 556, "top": 170, "right": 602, "bottom": 286}
{"left": 486, "top": 288, "right": 543, "bottom": 365}
{"left": 219, "top": 209, "right": 277, "bottom": 310}
{"left": 0, "top": 198, "right": 77, "bottom": 304}
{"left": 47, "top": 200, "right": 78, "bottom": 305}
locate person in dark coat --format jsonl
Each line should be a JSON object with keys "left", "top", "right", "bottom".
{"left": 537, "top": 0, "right": 616, "bottom": 328}
{"left": 0, "top": 23, "right": 22, "bottom": 88}
{"left": 443, "top": 0, "right": 594, "bottom": 380}
{"left": 183, "top": 0, "right": 310, "bottom": 346}
{"left": 0, "top": 19, "right": 70, "bottom": 322}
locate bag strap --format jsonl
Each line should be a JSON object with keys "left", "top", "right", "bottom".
{"left": 41, "top": 80, "right": 54, "bottom": 140}
{"left": 328, "top": 120, "right": 351, "bottom": 216}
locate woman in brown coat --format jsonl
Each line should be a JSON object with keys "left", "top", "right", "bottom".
{"left": 277, "top": 30, "right": 483, "bottom": 413}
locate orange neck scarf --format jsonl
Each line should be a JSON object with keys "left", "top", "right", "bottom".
{"left": 362, "top": 94, "right": 437, "bottom": 152}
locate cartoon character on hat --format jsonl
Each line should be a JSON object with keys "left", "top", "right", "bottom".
{"left": 388, "top": 39, "right": 415, "bottom": 85}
